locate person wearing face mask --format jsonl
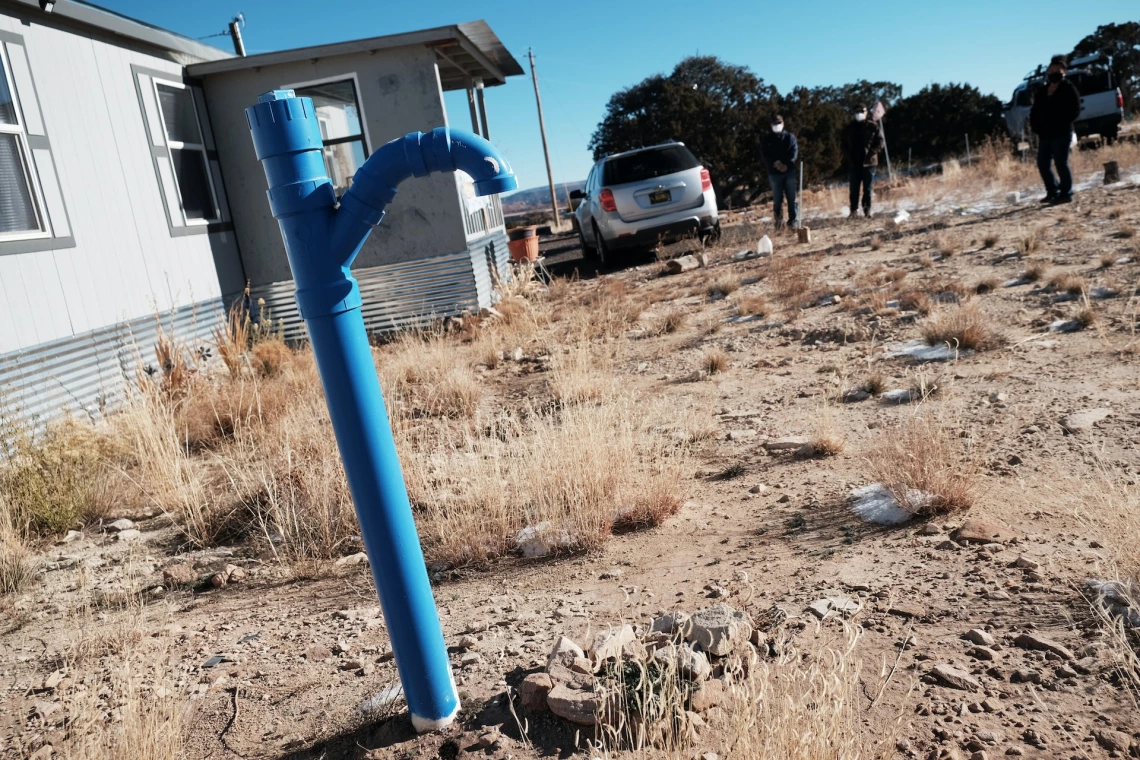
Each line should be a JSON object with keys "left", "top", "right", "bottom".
{"left": 760, "top": 114, "right": 800, "bottom": 228}
{"left": 841, "top": 104, "right": 884, "bottom": 218}
{"left": 1029, "top": 55, "right": 1082, "bottom": 204}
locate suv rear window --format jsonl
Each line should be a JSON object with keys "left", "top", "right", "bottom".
{"left": 1069, "top": 69, "right": 1113, "bottom": 96}
{"left": 602, "top": 145, "right": 699, "bottom": 186}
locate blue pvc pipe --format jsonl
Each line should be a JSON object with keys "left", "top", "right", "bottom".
{"left": 245, "top": 90, "right": 517, "bottom": 732}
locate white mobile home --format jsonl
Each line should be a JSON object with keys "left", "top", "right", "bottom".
{"left": 0, "top": 0, "right": 521, "bottom": 425}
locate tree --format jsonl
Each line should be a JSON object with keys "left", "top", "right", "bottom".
{"left": 812, "top": 80, "right": 903, "bottom": 113}
{"left": 774, "top": 87, "right": 847, "bottom": 186}
{"left": 1072, "top": 22, "right": 1140, "bottom": 114}
{"left": 886, "top": 83, "right": 1005, "bottom": 165}
{"left": 589, "top": 57, "right": 775, "bottom": 204}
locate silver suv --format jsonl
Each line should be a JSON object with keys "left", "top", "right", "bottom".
{"left": 571, "top": 142, "right": 719, "bottom": 267}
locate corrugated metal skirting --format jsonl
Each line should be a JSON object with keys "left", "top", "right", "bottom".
{"left": 251, "top": 231, "right": 510, "bottom": 341}
{"left": 0, "top": 299, "right": 224, "bottom": 427}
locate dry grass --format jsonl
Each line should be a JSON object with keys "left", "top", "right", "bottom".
{"left": 733, "top": 293, "right": 768, "bottom": 318}
{"left": 1048, "top": 272, "right": 1087, "bottom": 296}
{"left": 701, "top": 349, "right": 729, "bottom": 375}
{"left": 868, "top": 415, "right": 979, "bottom": 516}
{"left": 1018, "top": 227, "right": 1043, "bottom": 255}
{"left": 1100, "top": 251, "right": 1119, "bottom": 269}
{"left": 973, "top": 277, "right": 998, "bottom": 295}
{"left": 1117, "top": 223, "right": 1137, "bottom": 240}
{"left": 982, "top": 232, "right": 999, "bottom": 249}
{"left": 920, "top": 304, "right": 1004, "bottom": 351}
{"left": 708, "top": 275, "right": 741, "bottom": 298}
{"left": 566, "top": 280, "right": 645, "bottom": 341}
{"left": 897, "top": 290, "right": 933, "bottom": 316}
{"left": 654, "top": 308, "right": 687, "bottom": 335}
{"left": 550, "top": 344, "right": 614, "bottom": 405}
{"left": 380, "top": 329, "right": 483, "bottom": 420}
{"left": 863, "top": 372, "right": 887, "bottom": 396}
{"left": 870, "top": 235, "right": 883, "bottom": 251}
{"left": 0, "top": 508, "right": 34, "bottom": 594}
{"left": 1021, "top": 260, "right": 1049, "bottom": 282}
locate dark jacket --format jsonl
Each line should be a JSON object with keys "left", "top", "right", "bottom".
{"left": 1029, "top": 79, "right": 1081, "bottom": 140}
{"left": 760, "top": 130, "right": 798, "bottom": 174}
{"left": 842, "top": 120, "right": 883, "bottom": 168}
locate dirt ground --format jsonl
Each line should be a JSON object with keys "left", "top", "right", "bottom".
{"left": 4, "top": 173, "right": 1140, "bottom": 760}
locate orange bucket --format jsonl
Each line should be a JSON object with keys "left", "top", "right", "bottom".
{"left": 507, "top": 226, "right": 539, "bottom": 263}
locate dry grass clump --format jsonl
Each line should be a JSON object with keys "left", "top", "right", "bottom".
{"left": 863, "top": 372, "right": 887, "bottom": 396}
{"left": 701, "top": 349, "right": 729, "bottom": 375}
{"left": 897, "top": 290, "right": 934, "bottom": 316}
{"left": 974, "top": 277, "right": 998, "bottom": 295}
{"left": 1048, "top": 271, "right": 1087, "bottom": 296}
{"left": 868, "top": 415, "right": 978, "bottom": 516}
{"left": 566, "top": 280, "right": 645, "bottom": 341}
{"left": 982, "top": 232, "right": 1000, "bottom": 249}
{"left": 0, "top": 418, "right": 110, "bottom": 536}
{"left": 883, "top": 268, "right": 907, "bottom": 283}
{"left": 1018, "top": 227, "right": 1043, "bottom": 255}
{"left": 1021, "top": 260, "right": 1049, "bottom": 282}
{"left": 920, "top": 304, "right": 1004, "bottom": 351}
{"left": 932, "top": 233, "right": 957, "bottom": 257}
{"left": 654, "top": 308, "right": 687, "bottom": 335}
{"left": 869, "top": 235, "right": 883, "bottom": 251}
{"left": 380, "top": 329, "right": 482, "bottom": 420}
{"left": 708, "top": 275, "right": 741, "bottom": 298}
{"left": 0, "top": 511, "right": 35, "bottom": 594}
{"left": 403, "top": 398, "right": 686, "bottom": 566}
{"left": 766, "top": 255, "right": 820, "bottom": 311}
{"left": 1117, "top": 223, "right": 1137, "bottom": 240}
{"left": 594, "top": 626, "right": 892, "bottom": 759}
{"left": 550, "top": 344, "right": 615, "bottom": 405}
{"left": 733, "top": 293, "right": 768, "bottom": 317}
{"left": 1075, "top": 303, "right": 1098, "bottom": 330}
{"left": 1099, "top": 251, "right": 1119, "bottom": 269}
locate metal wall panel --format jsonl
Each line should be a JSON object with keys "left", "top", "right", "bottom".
{"left": 0, "top": 298, "right": 223, "bottom": 428}
{"left": 249, "top": 241, "right": 514, "bottom": 342}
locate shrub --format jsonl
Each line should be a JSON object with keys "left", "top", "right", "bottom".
{"left": 920, "top": 304, "right": 1004, "bottom": 351}
{"left": 868, "top": 416, "right": 978, "bottom": 516}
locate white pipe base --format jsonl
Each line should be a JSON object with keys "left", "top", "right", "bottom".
{"left": 410, "top": 701, "right": 460, "bottom": 733}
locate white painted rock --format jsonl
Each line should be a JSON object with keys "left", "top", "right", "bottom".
{"left": 589, "top": 624, "right": 636, "bottom": 663}
{"left": 848, "top": 484, "right": 915, "bottom": 525}
{"left": 686, "top": 603, "right": 753, "bottom": 656}
{"left": 516, "top": 521, "right": 575, "bottom": 558}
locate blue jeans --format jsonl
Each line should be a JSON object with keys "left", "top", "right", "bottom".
{"left": 849, "top": 166, "right": 875, "bottom": 214}
{"left": 1037, "top": 135, "right": 1073, "bottom": 197}
{"left": 770, "top": 170, "right": 798, "bottom": 225}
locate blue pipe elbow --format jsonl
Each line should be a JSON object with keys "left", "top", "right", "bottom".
{"left": 332, "top": 127, "right": 517, "bottom": 265}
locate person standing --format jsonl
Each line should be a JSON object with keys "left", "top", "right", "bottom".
{"left": 841, "top": 104, "right": 883, "bottom": 218}
{"left": 760, "top": 114, "right": 799, "bottom": 228}
{"left": 1030, "top": 55, "right": 1082, "bottom": 204}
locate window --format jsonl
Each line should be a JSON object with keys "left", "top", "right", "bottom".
{"left": 0, "top": 45, "right": 45, "bottom": 240}
{"left": 602, "top": 144, "right": 699, "bottom": 186}
{"left": 292, "top": 79, "right": 368, "bottom": 195}
{"left": 154, "top": 81, "right": 217, "bottom": 223}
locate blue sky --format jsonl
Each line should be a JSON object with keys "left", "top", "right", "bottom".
{"left": 99, "top": 0, "right": 1136, "bottom": 191}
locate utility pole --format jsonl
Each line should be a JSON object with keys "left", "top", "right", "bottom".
{"left": 228, "top": 13, "right": 246, "bottom": 57}
{"left": 528, "top": 48, "right": 560, "bottom": 229}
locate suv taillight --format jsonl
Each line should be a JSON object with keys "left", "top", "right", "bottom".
{"left": 599, "top": 188, "right": 616, "bottom": 212}
{"left": 1118, "top": 90, "right": 1125, "bottom": 109}
{"left": 700, "top": 168, "right": 712, "bottom": 192}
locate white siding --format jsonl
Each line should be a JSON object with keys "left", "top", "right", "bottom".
{"left": 0, "top": 13, "right": 240, "bottom": 351}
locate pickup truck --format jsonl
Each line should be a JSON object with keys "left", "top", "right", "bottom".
{"left": 1003, "top": 53, "right": 1124, "bottom": 143}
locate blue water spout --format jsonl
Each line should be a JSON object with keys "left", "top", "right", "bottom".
{"left": 245, "top": 90, "right": 516, "bottom": 732}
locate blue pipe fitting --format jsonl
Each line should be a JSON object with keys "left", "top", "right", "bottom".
{"left": 245, "top": 90, "right": 516, "bottom": 733}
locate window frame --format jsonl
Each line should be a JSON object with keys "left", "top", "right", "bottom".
{"left": 285, "top": 73, "right": 372, "bottom": 194}
{"left": 150, "top": 77, "right": 219, "bottom": 225}
{"left": 0, "top": 43, "right": 50, "bottom": 243}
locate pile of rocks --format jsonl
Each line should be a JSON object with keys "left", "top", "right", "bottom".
{"left": 519, "top": 603, "right": 754, "bottom": 729}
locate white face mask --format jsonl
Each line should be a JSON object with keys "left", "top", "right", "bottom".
{"left": 771, "top": 124, "right": 784, "bottom": 133}
{"left": 854, "top": 113, "right": 867, "bottom": 122}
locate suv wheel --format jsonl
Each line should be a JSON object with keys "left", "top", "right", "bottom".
{"left": 594, "top": 223, "right": 616, "bottom": 269}
{"left": 579, "top": 226, "right": 597, "bottom": 260}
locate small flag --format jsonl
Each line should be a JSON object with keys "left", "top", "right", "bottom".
{"left": 871, "top": 101, "right": 886, "bottom": 122}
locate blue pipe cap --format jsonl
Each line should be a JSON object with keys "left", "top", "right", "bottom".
{"left": 474, "top": 174, "right": 518, "bottom": 196}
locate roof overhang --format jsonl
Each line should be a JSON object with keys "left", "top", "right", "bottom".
{"left": 0, "top": 0, "right": 232, "bottom": 62}
{"left": 186, "top": 20, "right": 523, "bottom": 89}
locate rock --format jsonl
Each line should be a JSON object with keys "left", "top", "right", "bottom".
{"left": 546, "top": 682, "right": 600, "bottom": 725}
{"left": 29, "top": 746, "right": 53, "bottom": 760}
{"left": 1004, "top": 746, "right": 1024, "bottom": 756}
{"left": 686, "top": 603, "right": 753, "bottom": 656}
{"left": 1092, "top": 728, "right": 1130, "bottom": 753}
{"left": 964, "top": 629, "right": 995, "bottom": 646}
{"left": 841, "top": 387, "right": 871, "bottom": 403}
{"left": 967, "top": 646, "right": 996, "bottom": 661}
{"left": 107, "top": 518, "right": 135, "bottom": 532}
{"left": 333, "top": 606, "right": 382, "bottom": 621}
{"left": 748, "top": 484, "right": 766, "bottom": 494}
{"left": 652, "top": 643, "right": 711, "bottom": 681}
{"left": 1061, "top": 408, "right": 1111, "bottom": 433}
{"left": 460, "top": 652, "right": 481, "bottom": 667}
{"left": 520, "top": 673, "right": 553, "bottom": 711}
{"left": 42, "top": 670, "right": 65, "bottom": 691}
{"left": 666, "top": 255, "right": 700, "bottom": 274}
{"left": 335, "top": 552, "right": 369, "bottom": 567}
{"left": 882, "top": 388, "right": 917, "bottom": 404}
{"left": 570, "top": 657, "right": 594, "bottom": 675}
{"left": 981, "top": 697, "right": 1003, "bottom": 713}
{"left": 695, "top": 252, "right": 710, "bottom": 268}
{"left": 807, "top": 596, "right": 862, "bottom": 619}
{"left": 690, "top": 678, "right": 728, "bottom": 711}
{"left": 116, "top": 528, "right": 142, "bottom": 542}
{"left": 917, "top": 523, "right": 943, "bottom": 536}
{"left": 1021, "top": 728, "right": 1047, "bottom": 748}
{"left": 1013, "top": 633, "right": 1075, "bottom": 661}
{"left": 516, "top": 521, "right": 575, "bottom": 558}
{"left": 1013, "top": 556, "right": 1039, "bottom": 570}
{"left": 547, "top": 636, "right": 586, "bottom": 671}
{"left": 650, "top": 611, "right": 691, "bottom": 636}
{"left": 61, "top": 530, "right": 83, "bottom": 544}
{"left": 849, "top": 483, "right": 914, "bottom": 526}
{"left": 453, "top": 634, "right": 479, "bottom": 651}
{"left": 929, "top": 663, "right": 981, "bottom": 691}
{"left": 726, "top": 429, "right": 756, "bottom": 441}
{"left": 969, "top": 752, "right": 988, "bottom": 760}
{"left": 162, "top": 563, "right": 198, "bottom": 586}
{"left": 763, "top": 435, "right": 811, "bottom": 452}
{"left": 303, "top": 644, "right": 333, "bottom": 662}
{"left": 887, "top": 602, "right": 925, "bottom": 620}
{"left": 951, "top": 519, "right": 1019, "bottom": 545}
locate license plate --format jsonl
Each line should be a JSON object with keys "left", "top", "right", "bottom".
{"left": 649, "top": 190, "right": 671, "bottom": 204}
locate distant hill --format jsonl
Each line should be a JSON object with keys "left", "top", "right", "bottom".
{"left": 502, "top": 180, "right": 585, "bottom": 213}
